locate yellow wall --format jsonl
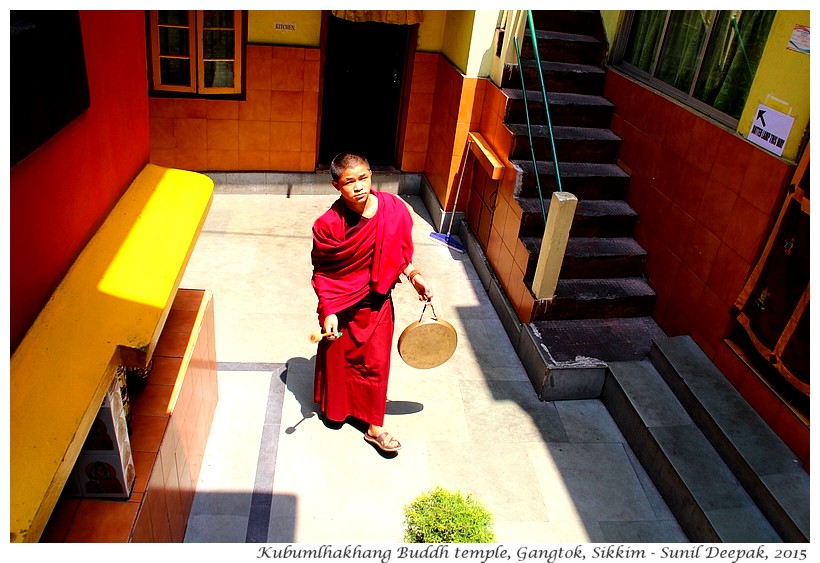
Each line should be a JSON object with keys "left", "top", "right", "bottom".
{"left": 600, "top": 10, "right": 622, "bottom": 46}
{"left": 468, "top": 10, "right": 502, "bottom": 77}
{"left": 739, "top": 10, "right": 810, "bottom": 162}
{"left": 441, "top": 10, "right": 474, "bottom": 74}
{"left": 248, "top": 10, "right": 478, "bottom": 75}
{"left": 249, "top": 11, "right": 322, "bottom": 46}
{"left": 418, "top": 10, "right": 446, "bottom": 51}
{"left": 249, "top": 10, "right": 454, "bottom": 54}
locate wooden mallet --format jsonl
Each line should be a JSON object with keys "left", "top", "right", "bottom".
{"left": 309, "top": 330, "right": 343, "bottom": 342}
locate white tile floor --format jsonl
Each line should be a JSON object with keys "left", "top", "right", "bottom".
{"left": 179, "top": 186, "right": 689, "bottom": 544}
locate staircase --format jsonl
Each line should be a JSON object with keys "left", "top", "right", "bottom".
{"left": 501, "top": 11, "right": 664, "bottom": 393}
{"left": 484, "top": 10, "right": 810, "bottom": 544}
{"left": 603, "top": 335, "right": 809, "bottom": 542}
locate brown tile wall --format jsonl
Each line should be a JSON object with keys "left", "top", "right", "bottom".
{"left": 149, "top": 45, "right": 320, "bottom": 172}
{"left": 465, "top": 82, "right": 535, "bottom": 324}
{"left": 400, "top": 52, "right": 437, "bottom": 172}
{"left": 422, "top": 56, "right": 486, "bottom": 212}
{"left": 41, "top": 289, "right": 218, "bottom": 542}
{"left": 603, "top": 71, "right": 807, "bottom": 465}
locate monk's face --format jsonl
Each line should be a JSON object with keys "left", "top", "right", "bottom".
{"left": 332, "top": 163, "right": 372, "bottom": 210}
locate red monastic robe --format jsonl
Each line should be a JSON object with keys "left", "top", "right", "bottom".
{"left": 311, "top": 191, "right": 414, "bottom": 425}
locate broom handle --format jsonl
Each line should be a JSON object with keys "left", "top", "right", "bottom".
{"left": 444, "top": 138, "right": 473, "bottom": 237}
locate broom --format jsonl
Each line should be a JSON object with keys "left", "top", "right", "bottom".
{"left": 429, "top": 138, "right": 471, "bottom": 254}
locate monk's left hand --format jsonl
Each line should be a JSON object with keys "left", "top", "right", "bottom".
{"left": 412, "top": 274, "right": 433, "bottom": 301}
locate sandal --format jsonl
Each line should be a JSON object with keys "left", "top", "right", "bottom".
{"left": 364, "top": 431, "right": 401, "bottom": 452}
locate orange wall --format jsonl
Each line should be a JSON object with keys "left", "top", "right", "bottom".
{"left": 146, "top": 47, "right": 482, "bottom": 215}
{"left": 10, "top": 11, "right": 151, "bottom": 352}
{"left": 422, "top": 55, "right": 486, "bottom": 212}
{"left": 474, "top": 83, "right": 536, "bottom": 324}
{"left": 604, "top": 70, "right": 807, "bottom": 464}
{"left": 149, "top": 45, "right": 320, "bottom": 172}
{"left": 399, "top": 51, "right": 437, "bottom": 172}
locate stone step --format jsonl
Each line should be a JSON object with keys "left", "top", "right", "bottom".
{"left": 529, "top": 10, "right": 603, "bottom": 35}
{"left": 503, "top": 89, "right": 615, "bottom": 128}
{"left": 602, "top": 359, "right": 782, "bottom": 542}
{"left": 519, "top": 316, "right": 665, "bottom": 401}
{"left": 531, "top": 277, "right": 656, "bottom": 321}
{"left": 508, "top": 124, "right": 621, "bottom": 163}
{"left": 649, "top": 336, "right": 810, "bottom": 542}
{"left": 522, "top": 236, "right": 647, "bottom": 280}
{"left": 518, "top": 198, "right": 637, "bottom": 238}
{"left": 502, "top": 60, "right": 606, "bottom": 95}
{"left": 520, "top": 29, "right": 604, "bottom": 66}
{"left": 512, "top": 160, "right": 630, "bottom": 200}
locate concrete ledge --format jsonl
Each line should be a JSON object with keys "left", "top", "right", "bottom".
{"left": 203, "top": 170, "right": 421, "bottom": 196}
{"left": 649, "top": 336, "right": 809, "bottom": 542}
{"left": 521, "top": 323, "right": 607, "bottom": 400}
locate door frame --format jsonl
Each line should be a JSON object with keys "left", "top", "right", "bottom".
{"left": 317, "top": 10, "right": 418, "bottom": 169}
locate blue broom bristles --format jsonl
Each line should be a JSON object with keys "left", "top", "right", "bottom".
{"left": 429, "top": 231, "right": 466, "bottom": 253}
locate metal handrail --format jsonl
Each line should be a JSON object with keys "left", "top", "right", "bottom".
{"left": 512, "top": 10, "right": 564, "bottom": 224}
{"left": 513, "top": 36, "right": 548, "bottom": 224}
{"left": 527, "top": 10, "right": 563, "bottom": 195}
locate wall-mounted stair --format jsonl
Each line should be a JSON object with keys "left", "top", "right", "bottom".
{"left": 502, "top": 10, "right": 662, "bottom": 395}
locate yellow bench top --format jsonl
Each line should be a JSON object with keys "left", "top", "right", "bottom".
{"left": 10, "top": 164, "right": 213, "bottom": 542}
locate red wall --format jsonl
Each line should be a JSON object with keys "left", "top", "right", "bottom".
{"left": 10, "top": 11, "right": 150, "bottom": 351}
{"left": 604, "top": 70, "right": 807, "bottom": 465}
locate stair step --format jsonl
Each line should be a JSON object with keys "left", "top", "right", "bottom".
{"left": 503, "top": 89, "right": 614, "bottom": 128}
{"left": 519, "top": 316, "right": 665, "bottom": 401}
{"left": 531, "top": 277, "right": 656, "bottom": 321}
{"left": 522, "top": 236, "right": 647, "bottom": 279}
{"left": 529, "top": 316, "right": 665, "bottom": 366}
{"left": 513, "top": 160, "right": 630, "bottom": 200}
{"left": 518, "top": 198, "right": 637, "bottom": 238}
{"left": 508, "top": 124, "right": 621, "bottom": 163}
{"left": 649, "top": 336, "right": 810, "bottom": 542}
{"left": 602, "top": 359, "right": 782, "bottom": 542}
{"left": 503, "top": 60, "right": 606, "bottom": 95}
{"left": 529, "top": 10, "right": 602, "bottom": 35}
{"left": 520, "top": 30, "right": 604, "bottom": 66}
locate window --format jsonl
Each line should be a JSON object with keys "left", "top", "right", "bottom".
{"left": 148, "top": 10, "right": 244, "bottom": 95}
{"left": 613, "top": 11, "right": 775, "bottom": 126}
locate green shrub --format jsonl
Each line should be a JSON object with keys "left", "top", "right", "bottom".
{"left": 403, "top": 486, "right": 495, "bottom": 543}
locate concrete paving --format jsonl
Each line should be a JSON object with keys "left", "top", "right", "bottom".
{"left": 179, "top": 179, "right": 688, "bottom": 544}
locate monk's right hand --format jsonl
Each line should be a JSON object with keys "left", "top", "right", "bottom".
{"left": 323, "top": 314, "right": 340, "bottom": 339}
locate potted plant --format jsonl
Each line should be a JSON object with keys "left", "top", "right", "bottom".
{"left": 403, "top": 486, "right": 495, "bottom": 543}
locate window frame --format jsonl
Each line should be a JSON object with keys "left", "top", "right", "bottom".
{"left": 611, "top": 10, "right": 770, "bottom": 129}
{"left": 148, "top": 10, "right": 244, "bottom": 97}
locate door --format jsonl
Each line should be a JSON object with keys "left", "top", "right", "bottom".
{"left": 319, "top": 13, "right": 409, "bottom": 167}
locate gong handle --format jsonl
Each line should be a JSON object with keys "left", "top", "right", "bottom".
{"left": 419, "top": 299, "right": 438, "bottom": 321}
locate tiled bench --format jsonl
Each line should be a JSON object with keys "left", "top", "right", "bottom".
{"left": 10, "top": 164, "right": 214, "bottom": 542}
{"left": 42, "top": 290, "right": 218, "bottom": 542}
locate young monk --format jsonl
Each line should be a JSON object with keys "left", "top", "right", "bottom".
{"left": 310, "top": 151, "right": 432, "bottom": 453}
